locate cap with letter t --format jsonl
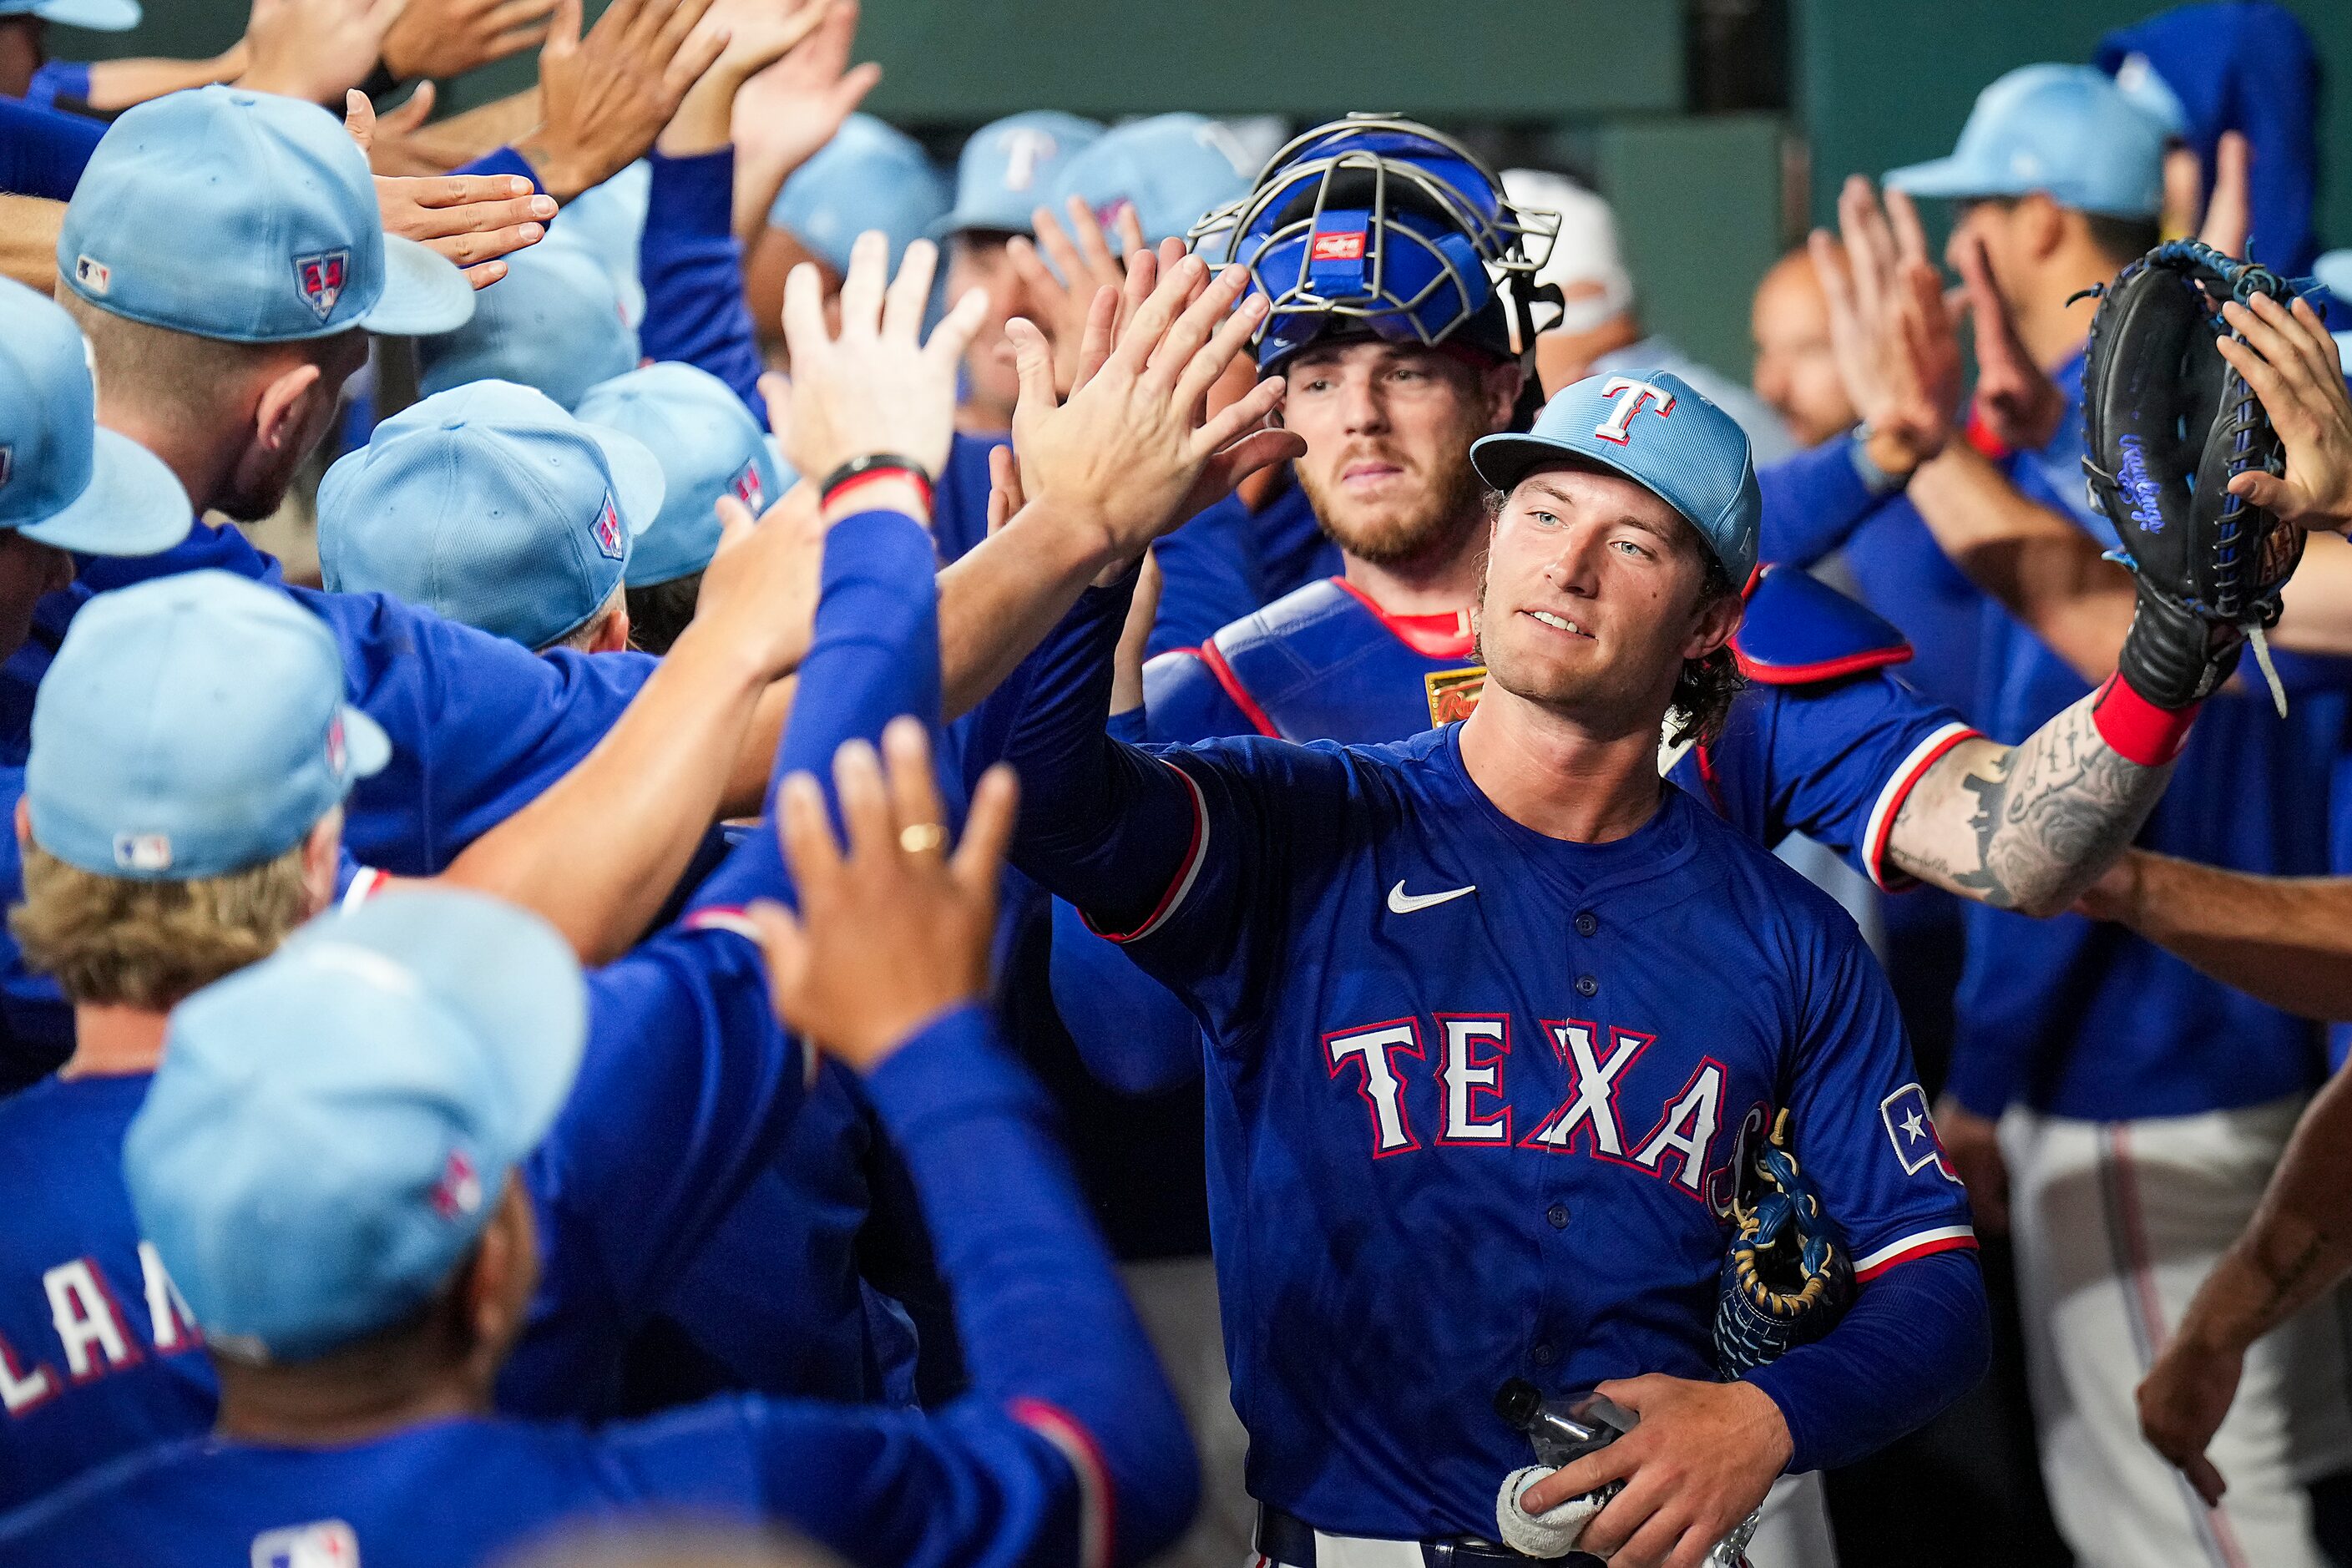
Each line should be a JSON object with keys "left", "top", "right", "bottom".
{"left": 26, "top": 569, "right": 390, "bottom": 880}
{"left": 124, "top": 889, "right": 587, "bottom": 1363}
{"left": 1470, "top": 370, "right": 1761, "bottom": 585}
{"left": 58, "top": 86, "right": 474, "bottom": 341}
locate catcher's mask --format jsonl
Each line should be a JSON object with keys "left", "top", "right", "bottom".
{"left": 1188, "top": 114, "right": 1560, "bottom": 373}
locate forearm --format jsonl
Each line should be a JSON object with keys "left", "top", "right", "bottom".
{"left": 1888, "top": 694, "right": 2171, "bottom": 917}
{"left": 2105, "top": 851, "right": 2352, "bottom": 1020}
{"left": 1909, "top": 443, "right": 2135, "bottom": 682}
{"left": 1758, "top": 435, "right": 1894, "bottom": 569}
{"left": 0, "top": 195, "right": 63, "bottom": 292}
{"left": 2272, "top": 534, "right": 2352, "bottom": 657}
{"left": 1743, "top": 1251, "right": 1990, "bottom": 1474}
{"left": 85, "top": 49, "right": 247, "bottom": 112}
{"left": 637, "top": 145, "right": 766, "bottom": 416}
{"left": 2172, "top": 1068, "right": 2352, "bottom": 1359}
{"left": 938, "top": 497, "right": 1120, "bottom": 719}
{"left": 436, "top": 626, "right": 770, "bottom": 964}
{"left": 406, "top": 89, "right": 544, "bottom": 171}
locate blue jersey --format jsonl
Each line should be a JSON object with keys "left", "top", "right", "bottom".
{"left": 1941, "top": 353, "right": 2344, "bottom": 1121}
{"left": 0, "top": 1009, "right": 1196, "bottom": 1568}
{"left": 1004, "top": 615, "right": 1977, "bottom": 1535}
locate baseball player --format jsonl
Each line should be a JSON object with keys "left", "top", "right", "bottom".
{"left": 0, "top": 736, "right": 1195, "bottom": 1568}
{"left": 987, "top": 271, "right": 1989, "bottom": 1557}
{"left": 747, "top": 112, "right": 949, "bottom": 357}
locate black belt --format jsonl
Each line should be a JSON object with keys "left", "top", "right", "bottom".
{"left": 1253, "top": 1505, "right": 1606, "bottom": 1568}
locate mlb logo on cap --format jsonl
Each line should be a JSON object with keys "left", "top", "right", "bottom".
{"left": 252, "top": 1518, "right": 359, "bottom": 1568}
{"left": 295, "top": 250, "right": 350, "bottom": 323}
{"left": 1311, "top": 230, "right": 1368, "bottom": 261}
{"left": 73, "top": 255, "right": 109, "bottom": 296}
{"left": 113, "top": 832, "right": 172, "bottom": 873}
{"left": 592, "top": 493, "right": 625, "bottom": 561}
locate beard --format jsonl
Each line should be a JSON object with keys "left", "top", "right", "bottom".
{"left": 1296, "top": 427, "right": 1494, "bottom": 573}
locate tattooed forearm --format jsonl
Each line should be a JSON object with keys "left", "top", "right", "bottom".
{"left": 1887, "top": 693, "right": 2173, "bottom": 914}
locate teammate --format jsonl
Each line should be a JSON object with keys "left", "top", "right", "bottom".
{"left": 989, "top": 266, "right": 1989, "bottom": 1558}
{"left": 0, "top": 725, "right": 1196, "bottom": 1567}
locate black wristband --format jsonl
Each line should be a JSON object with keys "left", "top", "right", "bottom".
{"left": 820, "top": 453, "right": 933, "bottom": 498}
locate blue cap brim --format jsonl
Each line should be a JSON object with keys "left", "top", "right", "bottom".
{"left": 579, "top": 422, "right": 665, "bottom": 538}
{"left": 356, "top": 236, "right": 478, "bottom": 338}
{"left": 1882, "top": 156, "right": 2006, "bottom": 200}
{"left": 336, "top": 703, "right": 392, "bottom": 784}
{"left": 32, "top": 0, "right": 139, "bottom": 28}
{"left": 18, "top": 427, "right": 192, "bottom": 557}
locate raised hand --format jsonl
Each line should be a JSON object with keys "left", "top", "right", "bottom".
{"left": 728, "top": 0, "right": 881, "bottom": 235}
{"left": 1957, "top": 231, "right": 2066, "bottom": 453}
{"left": 1818, "top": 177, "right": 1959, "bottom": 477}
{"left": 238, "top": 0, "right": 407, "bottom": 103}
{"left": 358, "top": 93, "right": 558, "bottom": 288}
{"left": 1009, "top": 195, "right": 1149, "bottom": 397}
{"left": 2161, "top": 129, "right": 2252, "bottom": 260}
{"left": 1004, "top": 245, "right": 1300, "bottom": 568}
{"left": 519, "top": 0, "right": 730, "bottom": 203}
{"left": 380, "top": 0, "right": 561, "bottom": 83}
{"left": 345, "top": 80, "right": 443, "bottom": 175}
{"left": 2218, "top": 290, "right": 2352, "bottom": 534}
{"left": 749, "top": 719, "right": 1017, "bottom": 1070}
{"left": 656, "top": 0, "right": 828, "bottom": 158}
{"left": 688, "top": 482, "right": 825, "bottom": 679}
{"left": 768, "top": 230, "right": 988, "bottom": 496}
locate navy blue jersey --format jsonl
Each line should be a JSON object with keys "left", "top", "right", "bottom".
{"left": 0, "top": 1009, "right": 1194, "bottom": 1568}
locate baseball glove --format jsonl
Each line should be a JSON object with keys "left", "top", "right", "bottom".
{"left": 1715, "top": 1110, "right": 1853, "bottom": 1377}
{"left": 2079, "top": 240, "right": 2305, "bottom": 713}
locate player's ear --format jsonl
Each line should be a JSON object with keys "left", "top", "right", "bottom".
{"left": 2018, "top": 193, "right": 2067, "bottom": 263}
{"left": 12, "top": 794, "right": 27, "bottom": 848}
{"left": 251, "top": 361, "right": 326, "bottom": 455}
{"left": 462, "top": 1179, "right": 539, "bottom": 1364}
{"left": 299, "top": 810, "right": 342, "bottom": 914}
{"left": 1482, "top": 359, "right": 1525, "bottom": 431}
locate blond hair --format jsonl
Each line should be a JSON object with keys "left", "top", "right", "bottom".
{"left": 11, "top": 839, "right": 313, "bottom": 1010}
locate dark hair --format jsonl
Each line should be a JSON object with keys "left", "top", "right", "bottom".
{"left": 626, "top": 573, "right": 704, "bottom": 656}
{"left": 1667, "top": 548, "right": 1746, "bottom": 749}
{"left": 2084, "top": 212, "right": 2163, "bottom": 267}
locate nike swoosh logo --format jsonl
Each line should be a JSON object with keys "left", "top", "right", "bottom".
{"left": 1387, "top": 880, "right": 1476, "bottom": 915}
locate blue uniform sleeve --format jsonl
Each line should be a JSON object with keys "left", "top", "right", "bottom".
{"left": 1682, "top": 675, "right": 1977, "bottom": 892}
{"left": 454, "top": 144, "right": 543, "bottom": 189}
{"left": 1756, "top": 436, "right": 1892, "bottom": 569}
{"left": 1742, "top": 922, "right": 1986, "bottom": 1472}
{"left": 1047, "top": 897, "right": 1201, "bottom": 1095}
{"left": 293, "top": 586, "right": 657, "bottom": 875}
{"left": 21, "top": 60, "right": 92, "bottom": 114}
{"left": 690, "top": 508, "right": 942, "bottom": 915}
{"left": 0, "top": 95, "right": 101, "bottom": 198}
{"left": 636, "top": 146, "right": 765, "bottom": 418}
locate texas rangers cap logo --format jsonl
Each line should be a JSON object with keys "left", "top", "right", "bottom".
{"left": 325, "top": 711, "right": 347, "bottom": 775}
{"left": 591, "top": 492, "right": 625, "bottom": 561}
{"left": 251, "top": 1518, "right": 359, "bottom": 1568}
{"left": 427, "top": 1147, "right": 483, "bottom": 1220}
{"left": 730, "top": 459, "right": 766, "bottom": 514}
{"left": 1593, "top": 376, "right": 1677, "bottom": 446}
{"left": 293, "top": 250, "right": 350, "bottom": 323}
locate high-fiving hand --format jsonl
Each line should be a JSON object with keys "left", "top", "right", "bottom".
{"left": 238, "top": 0, "right": 407, "bottom": 104}
{"left": 691, "top": 481, "right": 826, "bottom": 681}
{"left": 354, "top": 92, "right": 557, "bottom": 288}
{"left": 2217, "top": 289, "right": 2352, "bottom": 536}
{"left": 521, "top": 0, "right": 729, "bottom": 202}
{"left": 380, "top": 0, "right": 561, "bottom": 84}
{"left": 1009, "top": 195, "right": 1149, "bottom": 397}
{"left": 1814, "top": 176, "right": 1960, "bottom": 478}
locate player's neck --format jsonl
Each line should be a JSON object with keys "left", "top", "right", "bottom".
{"left": 1456, "top": 682, "right": 1666, "bottom": 844}
{"left": 1338, "top": 523, "right": 1488, "bottom": 618}
{"left": 214, "top": 1353, "right": 487, "bottom": 1447}
{"left": 95, "top": 401, "right": 235, "bottom": 520}
{"left": 60, "top": 1003, "right": 169, "bottom": 1079}
{"left": 2017, "top": 253, "right": 2117, "bottom": 371}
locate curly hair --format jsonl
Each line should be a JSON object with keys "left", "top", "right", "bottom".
{"left": 1667, "top": 551, "right": 1747, "bottom": 749}
{"left": 10, "top": 839, "right": 313, "bottom": 1010}
{"left": 626, "top": 571, "right": 705, "bottom": 656}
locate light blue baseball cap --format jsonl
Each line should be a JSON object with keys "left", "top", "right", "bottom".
{"left": 417, "top": 240, "right": 640, "bottom": 411}
{"left": 0, "top": 277, "right": 190, "bottom": 556}
{"left": 938, "top": 111, "right": 1105, "bottom": 238}
{"left": 59, "top": 88, "right": 473, "bottom": 342}
{"left": 320, "top": 381, "right": 662, "bottom": 650}
{"left": 1053, "top": 114, "right": 1252, "bottom": 247}
{"left": 0, "top": 0, "right": 140, "bottom": 32}
{"left": 575, "top": 362, "right": 787, "bottom": 588}
{"left": 125, "top": 888, "right": 586, "bottom": 1364}
{"left": 767, "top": 114, "right": 951, "bottom": 279}
{"left": 1470, "top": 370, "right": 1761, "bottom": 584}
{"left": 1884, "top": 64, "right": 2166, "bottom": 220}
{"left": 549, "top": 159, "right": 650, "bottom": 329}
{"left": 27, "top": 570, "right": 390, "bottom": 880}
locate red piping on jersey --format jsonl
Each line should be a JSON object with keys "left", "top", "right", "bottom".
{"left": 1088, "top": 761, "right": 1209, "bottom": 945}
{"left": 1009, "top": 1397, "right": 1115, "bottom": 1568}
{"left": 1853, "top": 1229, "right": 1978, "bottom": 1283}
{"left": 1732, "top": 643, "right": 1914, "bottom": 686}
{"left": 1195, "top": 642, "right": 1282, "bottom": 739}
{"left": 1691, "top": 741, "right": 1727, "bottom": 814}
{"left": 1328, "top": 576, "right": 1477, "bottom": 660}
{"left": 1864, "top": 725, "right": 1978, "bottom": 891}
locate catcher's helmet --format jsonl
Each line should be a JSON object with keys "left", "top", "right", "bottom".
{"left": 1189, "top": 114, "right": 1559, "bottom": 372}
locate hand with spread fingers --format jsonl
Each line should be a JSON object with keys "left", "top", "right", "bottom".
{"left": 356, "top": 93, "right": 559, "bottom": 289}
{"left": 381, "top": 0, "right": 562, "bottom": 84}
{"left": 345, "top": 81, "right": 447, "bottom": 175}
{"left": 749, "top": 720, "right": 1017, "bottom": 1071}
{"left": 656, "top": 0, "right": 830, "bottom": 159}
{"left": 1515, "top": 1374, "right": 1793, "bottom": 1568}
{"left": 1009, "top": 195, "right": 1149, "bottom": 397}
{"left": 1817, "top": 176, "right": 1960, "bottom": 481}
{"left": 1955, "top": 227, "right": 2066, "bottom": 453}
{"left": 2217, "top": 290, "right": 2352, "bottom": 537}
{"left": 520, "top": 0, "right": 731, "bottom": 203}
{"left": 237, "top": 0, "right": 408, "bottom": 103}
{"left": 690, "top": 482, "right": 827, "bottom": 681}
{"left": 1004, "top": 241, "right": 1302, "bottom": 569}
{"left": 767, "top": 231, "right": 989, "bottom": 504}
{"left": 728, "top": 0, "right": 883, "bottom": 238}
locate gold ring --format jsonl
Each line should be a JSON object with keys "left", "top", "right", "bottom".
{"left": 898, "top": 822, "right": 947, "bottom": 854}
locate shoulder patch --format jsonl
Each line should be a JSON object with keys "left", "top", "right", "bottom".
{"left": 1732, "top": 565, "right": 1911, "bottom": 686}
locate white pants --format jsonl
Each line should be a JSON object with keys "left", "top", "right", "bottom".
{"left": 1125, "top": 1257, "right": 1258, "bottom": 1568}
{"left": 1249, "top": 1472, "right": 1837, "bottom": 1567}
{"left": 2004, "top": 1097, "right": 2352, "bottom": 1568}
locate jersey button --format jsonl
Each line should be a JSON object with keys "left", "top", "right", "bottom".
{"left": 1575, "top": 912, "right": 1598, "bottom": 937}
{"left": 1531, "top": 1343, "right": 1558, "bottom": 1367}
{"left": 1546, "top": 1203, "right": 1571, "bottom": 1230}
{"left": 1575, "top": 974, "right": 1599, "bottom": 998}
